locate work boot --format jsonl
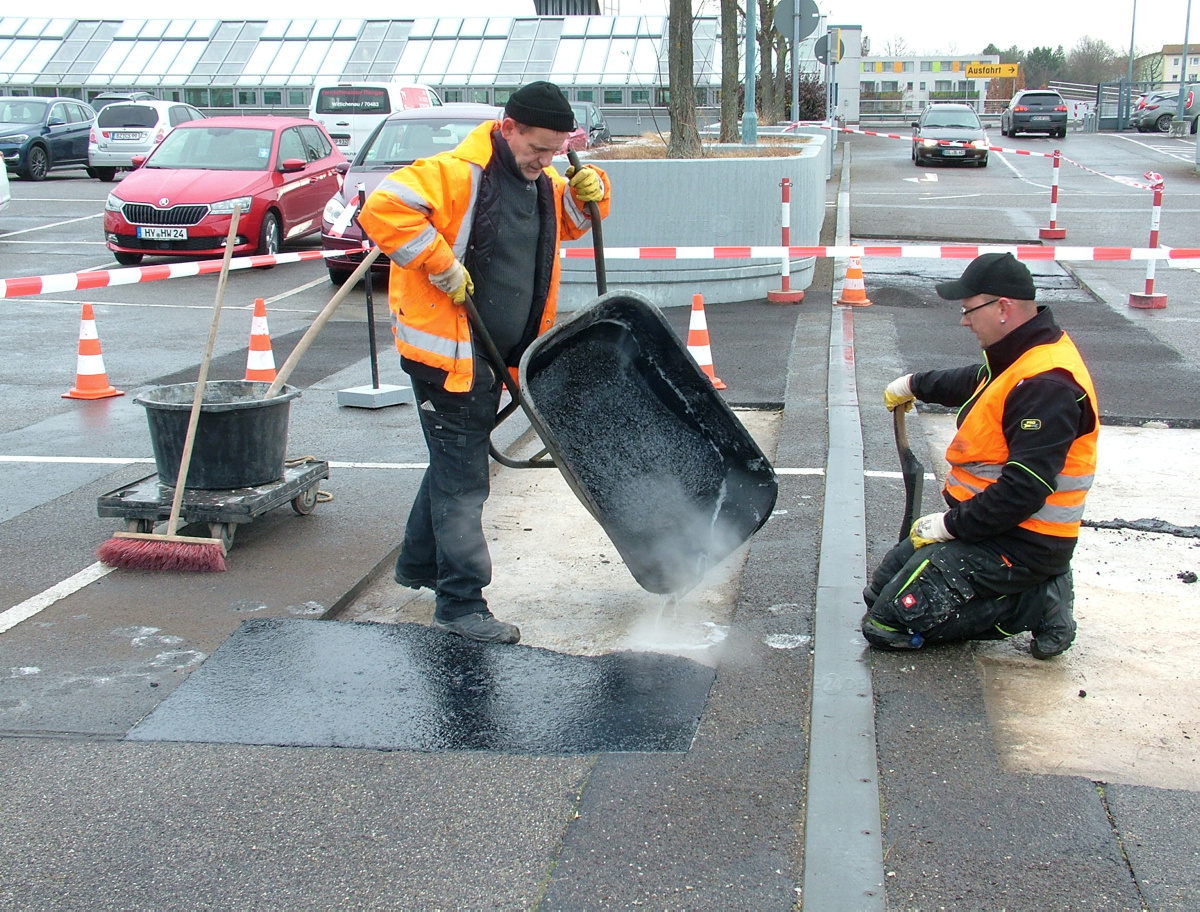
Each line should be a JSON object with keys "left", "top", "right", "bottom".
{"left": 394, "top": 558, "right": 436, "bottom": 592}
{"left": 432, "top": 611, "right": 521, "bottom": 645}
{"left": 1031, "top": 573, "right": 1076, "bottom": 660}
{"left": 861, "top": 613, "right": 924, "bottom": 651}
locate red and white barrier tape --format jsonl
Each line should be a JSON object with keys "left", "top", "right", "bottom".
{"left": 0, "top": 249, "right": 336, "bottom": 299}
{"left": 7, "top": 243, "right": 1198, "bottom": 300}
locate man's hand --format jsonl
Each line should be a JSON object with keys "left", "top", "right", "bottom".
{"left": 566, "top": 165, "right": 603, "bottom": 203}
{"left": 909, "top": 512, "right": 953, "bottom": 549}
{"left": 429, "top": 260, "right": 474, "bottom": 305}
{"left": 884, "top": 374, "right": 916, "bottom": 413}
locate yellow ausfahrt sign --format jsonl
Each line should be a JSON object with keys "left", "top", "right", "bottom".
{"left": 965, "top": 63, "right": 1021, "bottom": 79}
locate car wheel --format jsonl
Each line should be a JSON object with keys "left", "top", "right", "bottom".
{"left": 328, "top": 266, "right": 355, "bottom": 286}
{"left": 1154, "top": 113, "right": 1173, "bottom": 133}
{"left": 979, "top": 155, "right": 988, "bottom": 167}
{"left": 1000, "top": 123, "right": 1008, "bottom": 137}
{"left": 22, "top": 145, "right": 49, "bottom": 181}
{"left": 256, "top": 211, "right": 281, "bottom": 264}
{"left": 114, "top": 251, "right": 143, "bottom": 266}
{"left": 93, "top": 167, "right": 117, "bottom": 182}
{"left": 1192, "top": 118, "right": 1198, "bottom": 135}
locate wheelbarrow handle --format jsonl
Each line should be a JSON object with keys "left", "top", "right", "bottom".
{"left": 566, "top": 150, "right": 606, "bottom": 296}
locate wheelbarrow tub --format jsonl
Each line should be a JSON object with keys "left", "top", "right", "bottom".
{"left": 519, "top": 292, "right": 777, "bottom": 595}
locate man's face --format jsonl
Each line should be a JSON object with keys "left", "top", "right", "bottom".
{"left": 958, "top": 293, "right": 1009, "bottom": 349}
{"left": 501, "top": 117, "right": 568, "bottom": 180}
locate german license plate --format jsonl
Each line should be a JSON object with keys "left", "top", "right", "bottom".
{"left": 1032, "top": 115, "right": 1050, "bottom": 121}
{"left": 137, "top": 226, "right": 187, "bottom": 240}
{"left": 112, "top": 131, "right": 141, "bottom": 141}
{"left": 944, "top": 149, "right": 965, "bottom": 156}
{"left": 333, "top": 136, "right": 350, "bottom": 146}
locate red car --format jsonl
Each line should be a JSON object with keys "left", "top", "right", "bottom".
{"left": 104, "top": 116, "right": 345, "bottom": 266}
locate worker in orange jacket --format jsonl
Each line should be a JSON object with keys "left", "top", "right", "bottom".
{"left": 862, "top": 253, "right": 1098, "bottom": 659}
{"left": 359, "top": 81, "right": 610, "bottom": 645}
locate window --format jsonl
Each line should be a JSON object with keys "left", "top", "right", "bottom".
{"left": 237, "top": 90, "right": 257, "bottom": 106}
{"left": 186, "top": 88, "right": 208, "bottom": 107}
{"left": 210, "top": 88, "right": 234, "bottom": 107}
{"left": 287, "top": 89, "right": 307, "bottom": 107}
{"left": 576, "top": 88, "right": 594, "bottom": 102}
{"left": 278, "top": 127, "right": 307, "bottom": 162}
{"left": 300, "top": 124, "right": 332, "bottom": 160}
{"left": 694, "top": 87, "right": 708, "bottom": 106}
{"left": 262, "top": 90, "right": 282, "bottom": 106}
{"left": 604, "top": 88, "right": 623, "bottom": 105}
{"left": 443, "top": 88, "right": 464, "bottom": 103}
{"left": 630, "top": 88, "right": 650, "bottom": 105}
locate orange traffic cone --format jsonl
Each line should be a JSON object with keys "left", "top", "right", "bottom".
{"left": 836, "top": 255, "right": 873, "bottom": 307}
{"left": 63, "top": 303, "right": 123, "bottom": 400}
{"left": 244, "top": 298, "right": 277, "bottom": 382}
{"left": 687, "top": 293, "right": 726, "bottom": 390}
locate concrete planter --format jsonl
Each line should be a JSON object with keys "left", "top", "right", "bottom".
{"left": 555, "top": 134, "right": 828, "bottom": 310}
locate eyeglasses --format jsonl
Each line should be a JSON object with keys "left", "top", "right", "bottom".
{"left": 960, "top": 297, "right": 1001, "bottom": 316}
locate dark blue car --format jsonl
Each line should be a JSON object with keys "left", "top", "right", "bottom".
{"left": 0, "top": 96, "right": 96, "bottom": 181}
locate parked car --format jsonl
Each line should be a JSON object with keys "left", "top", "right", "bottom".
{"left": 561, "top": 101, "right": 612, "bottom": 152}
{"left": 103, "top": 116, "right": 346, "bottom": 266}
{"left": 88, "top": 100, "right": 207, "bottom": 182}
{"left": 309, "top": 82, "right": 441, "bottom": 160}
{"left": 321, "top": 103, "right": 500, "bottom": 285}
{"left": 1133, "top": 86, "right": 1199, "bottom": 133}
{"left": 0, "top": 96, "right": 96, "bottom": 181}
{"left": 89, "top": 91, "right": 157, "bottom": 114}
{"left": 1000, "top": 89, "right": 1068, "bottom": 138}
{"left": 911, "top": 103, "right": 989, "bottom": 167}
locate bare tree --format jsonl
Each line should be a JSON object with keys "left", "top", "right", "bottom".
{"left": 1065, "top": 36, "right": 1124, "bottom": 84}
{"left": 883, "top": 36, "right": 908, "bottom": 56}
{"left": 719, "top": 0, "right": 739, "bottom": 141}
{"left": 667, "top": 0, "right": 703, "bottom": 157}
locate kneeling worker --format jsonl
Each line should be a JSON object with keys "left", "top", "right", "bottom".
{"left": 862, "top": 253, "right": 1098, "bottom": 659}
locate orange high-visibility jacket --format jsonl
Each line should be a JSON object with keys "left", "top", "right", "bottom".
{"left": 944, "top": 332, "right": 1098, "bottom": 538}
{"left": 358, "top": 120, "right": 610, "bottom": 393}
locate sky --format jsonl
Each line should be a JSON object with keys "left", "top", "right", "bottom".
{"left": 28, "top": 1, "right": 1197, "bottom": 59}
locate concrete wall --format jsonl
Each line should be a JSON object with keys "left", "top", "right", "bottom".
{"left": 555, "top": 133, "right": 828, "bottom": 310}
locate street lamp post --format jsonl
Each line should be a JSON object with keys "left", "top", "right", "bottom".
{"left": 1178, "top": 0, "right": 1193, "bottom": 121}
{"left": 742, "top": 0, "right": 758, "bottom": 144}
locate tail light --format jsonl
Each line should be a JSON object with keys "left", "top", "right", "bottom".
{"left": 1055, "top": 105, "right": 1068, "bottom": 112}
{"left": 89, "top": 127, "right": 96, "bottom": 143}
{"left": 154, "top": 128, "right": 166, "bottom": 144}
{"left": 1013, "top": 105, "right": 1028, "bottom": 112}
{"left": 1189, "top": 90, "right": 1195, "bottom": 109}
{"left": 1137, "top": 99, "right": 1147, "bottom": 109}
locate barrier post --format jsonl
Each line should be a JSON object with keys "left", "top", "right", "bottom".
{"left": 1129, "top": 175, "right": 1167, "bottom": 309}
{"left": 1039, "top": 149, "right": 1067, "bottom": 240}
{"left": 768, "top": 177, "right": 805, "bottom": 303}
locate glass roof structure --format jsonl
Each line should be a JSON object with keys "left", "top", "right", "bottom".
{"left": 0, "top": 16, "right": 722, "bottom": 93}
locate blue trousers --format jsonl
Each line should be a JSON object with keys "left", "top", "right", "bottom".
{"left": 397, "top": 368, "right": 503, "bottom": 621}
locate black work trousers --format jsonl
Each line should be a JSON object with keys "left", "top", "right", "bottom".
{"left": 396, "top": 367, "right": 503, "bottom": 621}
{"left": 864, "top": 537, "right": 1070, "bottom": 645}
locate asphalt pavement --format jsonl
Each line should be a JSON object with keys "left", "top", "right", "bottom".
{"left": 2, "top": 128, "right": 1200, "bottom": 909}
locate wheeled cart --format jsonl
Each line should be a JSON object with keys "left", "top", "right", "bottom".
{"left": 97, "top": 460, "right": 329, "bottom": 552}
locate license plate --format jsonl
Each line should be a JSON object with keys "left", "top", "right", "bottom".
{"left": 333, "top": 136, "right": 350, "bottom": 146}
{"left": 137, "top": 226, "right": 187, "bottom": 240}
{"left": 112, "top": 131, "right": 142, "bottom": 141}
{"left": 943, "top": 149, "right": 965, "bottom": 156}
{"left": 1032, "top": 115, "right": 1050, "bottom": 121}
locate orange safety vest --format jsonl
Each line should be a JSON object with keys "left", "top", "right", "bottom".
{"left": 357, "top": 120, "right": 610, "bottom": 393}
{"left": 943, "top": 331, "right": 1098, "bottom": 538}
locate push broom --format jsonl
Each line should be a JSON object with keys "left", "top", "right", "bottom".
{"left": 96, "top": 206, "right": 243, "bottom": 572}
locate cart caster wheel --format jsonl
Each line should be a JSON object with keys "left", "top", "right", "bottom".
{"left": 126, "top": 518, "right": 154, "bottom": 534}
{"left": 209, "top": 522, "right": 236, "bottom": 551}
{"left": 291, "top": 486, "right": 319, "bottom": 515}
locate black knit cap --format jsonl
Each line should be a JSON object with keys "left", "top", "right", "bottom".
{"left": 935, "top": 252, "right": 1036, "bottom": 301}
{"left": 504, "top": 81, "right": 575, "bottom": 132}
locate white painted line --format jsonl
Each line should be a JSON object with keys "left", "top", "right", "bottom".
{"left": 0, "top": 455, "right": 152, "bottom": 465}
{"left": 0, "top": 213, "right": 103, "bottom": 238}
{"left": 0, "top": 562, "right": 114, "bottom": 635}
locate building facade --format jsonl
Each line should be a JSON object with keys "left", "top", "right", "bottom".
{"left": 859, "top": 54, "right": 1000, "bottom": 117}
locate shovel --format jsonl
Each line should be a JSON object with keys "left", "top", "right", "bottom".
{"left": 893, "top": 406, "right": 925, "bottom": 543}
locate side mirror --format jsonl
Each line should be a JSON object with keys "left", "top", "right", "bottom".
{"left": 130, "top": 155, "right": 146, "bottom": 169}
{"left": 279, "top": 158, "right": 307, "bottom": 173}
{"left": 911, "top": 121, "right": 920, "bottom": 128}
{"left": 335, "top": 160, "right": 351, "bottom": 175}
{"left": 48, "top": 117, "right": 66, "bottom": 128}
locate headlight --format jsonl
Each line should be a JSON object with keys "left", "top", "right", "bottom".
{"left": 921, "top": 138, "right": 938, "bottom": 147}
{"left": 971, "top": 140, "right": 989, "bottom": 149}
{"left": 2, "top": 133, "right": 30, "bottom": 144}
{"left": 105, "top": 193, "right": 124, "bottom": 212}
{"left": 323, "top": 195, "right": 345, "bottom": 226}
{"left": 209, "top": 196, "right": 254, "bottom": 214}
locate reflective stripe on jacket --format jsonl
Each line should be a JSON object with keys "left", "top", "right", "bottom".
{"left": 943, "top": 331, "right": 1098, "bottom": 538}
{"left": 357, "top": 120, "right": 610, "bottom": 393}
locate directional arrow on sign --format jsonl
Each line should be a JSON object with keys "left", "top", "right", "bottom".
{"left": 903, "top": 174, "right": 940, "bottom": 183}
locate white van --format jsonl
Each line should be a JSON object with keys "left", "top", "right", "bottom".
{"left": 309, "top": 83, "right": 441, "bottom": 159}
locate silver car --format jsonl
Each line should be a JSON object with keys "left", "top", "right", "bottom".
{"left": 87, "top": 100, "right": 206, "bottom": 182}
{"left": 1133, "top": 86, "right": 1199, "bottom": 134}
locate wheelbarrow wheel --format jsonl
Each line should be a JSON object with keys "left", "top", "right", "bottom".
{"left": 125, "top": 518, "right": 154, "bottom": 534}
{"left": 208, "top": 522, "right": 236, "bottom": 551}
{"left": 291, "top": 485, "right": 319, "bottom": 515}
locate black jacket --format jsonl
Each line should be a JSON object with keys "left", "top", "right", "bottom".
{"left": 911, "top": 306, "right": 1097, "bottom": 575}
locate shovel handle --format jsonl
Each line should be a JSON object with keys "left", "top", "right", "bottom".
{"left": 566, "top": 150, "right": 606, "bottom": 295}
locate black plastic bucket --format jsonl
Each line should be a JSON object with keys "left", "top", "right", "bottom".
{"left": 135, "top": 380, "right": 301, "bottom": 489}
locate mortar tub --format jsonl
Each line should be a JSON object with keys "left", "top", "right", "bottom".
{"left": 135, "top": 380, "right": 302, "bottom": 490}
{"left": 519, "top": 291, "right": 778, "bottom": 595}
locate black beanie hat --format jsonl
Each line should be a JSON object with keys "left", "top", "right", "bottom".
{"left": 505, "top": 81, "right": 575, "bottom": 132}
{"left": 935, "top": 252, "right": 1037, "bottom": 301}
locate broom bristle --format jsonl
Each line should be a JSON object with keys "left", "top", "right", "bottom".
{"left": 97, "top": 536, "right": 226, "bottom": 572}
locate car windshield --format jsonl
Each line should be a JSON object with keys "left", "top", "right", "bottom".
{"left": 0, "top": 99, "right": 47, "bottom": 123}
{"left": 923, "top": 109, "right": 981, "bottom": 129}
{"left": 359, "top": 117, "right": 488, "bottom": 167}
{"left": 1020, "top": 94, "right": 1063, "bottom": 106}
{"left": 147, "top": 126, "right": 275, "bottom": 171}
{"left": 98, "top": 105, "right": 160, "bottom": 128}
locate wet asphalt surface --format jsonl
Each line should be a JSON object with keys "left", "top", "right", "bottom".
{"left": 3, "top": 130, "right": 1200, "bottom": 907}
